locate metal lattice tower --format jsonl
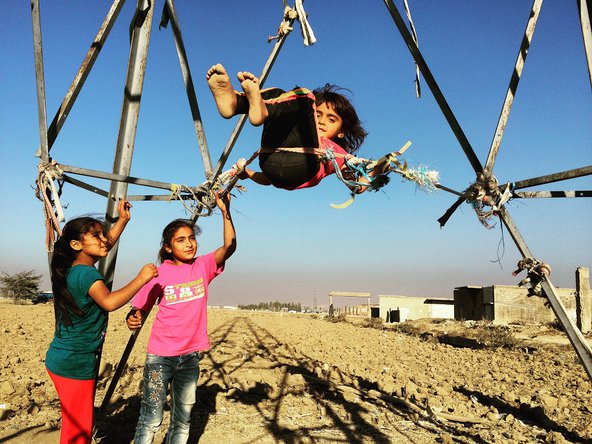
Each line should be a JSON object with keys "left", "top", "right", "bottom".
{"left": 30, "top": 1, "right": 592, "bottom": 415}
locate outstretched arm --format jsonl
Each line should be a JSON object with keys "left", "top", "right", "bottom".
{"left": 106, "top": 200, "right": 132, "bottom": 246}
{"left": 213, "top": 192, "right": 237, "bottom": 267}
{"left": 88, "top": 263, "right": 158, "bottom": 312}
{"left": 239, "top": 167, "right": 272, "bottom": 186}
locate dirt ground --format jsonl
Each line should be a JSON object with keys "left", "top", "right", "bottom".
{"left": 1, "top": 301, "right": 592, "bottom": 444}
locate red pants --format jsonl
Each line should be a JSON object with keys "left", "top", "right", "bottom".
{"left": 47, "top": 369, "right": 96, "bottom": 444}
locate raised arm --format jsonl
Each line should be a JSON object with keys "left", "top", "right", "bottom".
{"left": 106, "top": 200, "right": 132, "bottom": 246}
{"left": 88, "top": 263, "right": 158, "bottom": 312}
{"left": 213, "top": 191, "right": 237, "bottom": 267}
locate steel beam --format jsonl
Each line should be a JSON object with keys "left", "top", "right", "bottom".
{"left": 164, "top": 0, "right": 212, "bottom": 176}
{"left": 540, "top": 277, "right": 592, "bottom": 380}
{"left": 126, "top": 194, "right": 195, "bottom": 201}
{"left": 98, "top": 0, "right": 154, "bottom": 286}
{"left": 59, "top": 163, "right": 189, "bottom": 192}
{"left": 30, "top": 0, "right": 49, "bottom": 163}
{"left": 191, "top": 15, "right": 297, "bottom": 223}
{"left": 578, "top": 0, "right": 592, "bottom": 91}
{"left": 100, "top": 329, "right": 142, "bottom": 413}
{"left": 513, "top": 190, "right": 591, "bottom": 198}
{"left": 512, "top": 165, "right": 592, "bottom": 190}
{"left": 484, "top": 0, "right": 542, "bottom": 174}
{"left": 42, "top": 0, "right": 126, "bottom": 155}
{"left": 96, "top": 3, "right": 154, "bottom": 415}
{"left": 209, "top": 21, "right": 295, "bottom": 183}
{"left": 382, "top": 0, "right": 483, "bottom": 174}
{"left": 497, "top": 206, "right": 533, "bottom": 258}
{"left": 62, "top": 174, "right": 109, "bottom": 197}
{"left": 435, "top": 183, "right": 464, "bottom": 197}
{"left": 498, "top": 207, "right": 592, "bottom": 380}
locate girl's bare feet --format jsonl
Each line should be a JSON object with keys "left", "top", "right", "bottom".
{"left": 206, "top": 64, "right": 237, "bottom": 118}
{"left": 237, "top": 71, "right": 269, "bottom": 126}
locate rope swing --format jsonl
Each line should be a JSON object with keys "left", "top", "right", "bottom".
{"left": 218, "top": 140, "right": 440, "bottom": 210}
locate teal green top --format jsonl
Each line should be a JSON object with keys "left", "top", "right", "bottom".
{"left": 45, "top": 265, "right": 107, "bottom": 380}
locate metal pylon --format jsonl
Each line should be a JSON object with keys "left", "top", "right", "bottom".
{"left": 383, "top": 0, "right": 592, "bottom": 380}
{"left": 30, "top": 0, "right": 311, "bottom": 415}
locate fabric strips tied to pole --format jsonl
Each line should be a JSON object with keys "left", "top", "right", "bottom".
{"left": 36, "top": 160, "right": 65, "bottom": 252}
{"left": 325, "top": 141, "right": 439, "bottom": 209}
{"left": 270, "top": 1, "right": 316, "bottom": 46}
{"left": 295, "top": 0, "right": 316, "bottom": 46}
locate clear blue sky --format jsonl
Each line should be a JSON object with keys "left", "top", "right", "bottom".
{"left": 1, "top": 1, "right": 590, "bottom": 307}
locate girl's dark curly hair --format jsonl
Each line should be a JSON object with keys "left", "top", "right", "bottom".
{"left": 313, "top": 84, "right": 368, "bottom": 154}
{"left": 158, "top": 219, "right": 202, "bottom": 264}
{"left": 50, "top": 217, "right": 106, "bottom": 328}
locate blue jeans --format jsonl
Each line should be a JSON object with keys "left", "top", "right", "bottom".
{"left": 134, "top": 352, "right": 200, "bottom": 444}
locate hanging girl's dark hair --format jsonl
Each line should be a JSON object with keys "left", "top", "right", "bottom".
{"left": 50, "top": 217, "right": 106, "bottom": 328}
{"left": 158, "top": 219, "right": 201, "bottom": 264}
{"left": 313, "top": 84, "right": 368, "bottom": 154}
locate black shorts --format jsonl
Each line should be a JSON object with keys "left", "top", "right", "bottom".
{"left": 237, "top": 87, "right": 321, "bottom": 188}
{"left": 259, "top": 151, "right": 320, "bottom": 189}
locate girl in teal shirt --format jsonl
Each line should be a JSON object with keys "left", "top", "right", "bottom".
{"left": 46, "top": 200, "right": 157, "bottom": 444}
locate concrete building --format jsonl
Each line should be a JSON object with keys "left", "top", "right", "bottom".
{"left": 453, "top": 284, "right": 586, "bottom": 329}
{"left": 453, "top": 268, "right": 591, "bottom": 330}
{"left": 379, "top": 295, "right": 454, "bottom": 322}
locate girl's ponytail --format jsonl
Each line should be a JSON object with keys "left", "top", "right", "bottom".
{"left": 50, "top": 217, "right": 103, "bottom": 328}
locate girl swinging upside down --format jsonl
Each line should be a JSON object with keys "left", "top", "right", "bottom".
{"left": 206, "top": 64, "right": 384, "bottom": 193}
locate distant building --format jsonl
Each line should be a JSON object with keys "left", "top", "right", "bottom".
{"left": 454, "top": 285, "right": 577, "bottom": 325}
{"left": 379, "top": 295, "right": 454, "bottom": 323}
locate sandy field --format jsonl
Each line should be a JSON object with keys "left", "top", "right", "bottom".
{"left": 1, "top": 301, "right": 592, "bottom": 444}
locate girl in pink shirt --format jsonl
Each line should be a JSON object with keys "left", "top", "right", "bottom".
{"left": 126, "top": 192, "right": 236, "bottom": 444}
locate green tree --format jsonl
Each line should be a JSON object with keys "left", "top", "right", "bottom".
{"left": 0, "top": 270, "right": 43, "bottom": 304}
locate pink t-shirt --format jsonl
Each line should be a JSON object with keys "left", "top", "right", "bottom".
{"left": 290, "top": 137, "right": 349, "bottom": 190}
{"left": 131, "top": 252, "right": 223, "bottom": 356}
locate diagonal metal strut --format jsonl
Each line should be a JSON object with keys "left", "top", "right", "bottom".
{"left": 382, "top": 0, "right": 483, "bottom": 174}
{"left": 498, "top": 207, "right": 592, "bottom": 380}
{"left": 483, "top": 0, "right": 543, "bottom": 174}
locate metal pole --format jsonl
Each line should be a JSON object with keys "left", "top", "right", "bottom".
{"left": 165, "top": 0, "right": 213, "bottom": 176}
{"left": 95, "top": 0, "right": 154, "bottom": 417}
{"left": 61, "top": 175, "right": 109, "bottom": 197}
{"left": 578, "top": 0, "right": 592, "bottom": 91}
{"left": 210, "top": 21, "right": 295, "bottom": 182}
{"left": 41, "top": 0, "right": 127, "bottom": 155}
{"left": 100, "top": 329, "right": 142, "bottom": 413}
{"left": 512, "top": 165, "right": 592, "bottom": 190}
{"left": 382, "top": 0, "right": 483, "bottom": 174}
{"left": 497, "top": 206, "right": 533, "bottom": 258}
{"left": 126, "top": 194, "right": 197, "bottom": 201}
{"left": 30, "top": 0, "right": 49, "bottom": 163}
{"left": 434, "top": 183, "right": 464, "bottom": 197}
{"left": 191, "top": 17, "right": 297, "bottom": 223}
{"left": 513, "top": 190, "right": 591, "bottom": 198}
{"left": 498, "top": 207, "right": 592, "bottom": 380}
{"left": 540, "top": 278, "right": 592, "bottom": 380}
{"left": 59, "top": 163, "right": 192, "bottom": 192}
{"left": 99, "top": 0, "right": 154, "bottom": 285}
{"left": 30, "top": 0, "right": 55, "bottom": 281}
{"left": 483, "top": 0, "right": 542, "bottom": 174}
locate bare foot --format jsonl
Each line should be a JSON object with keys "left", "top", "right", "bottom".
{"left": 206, "top": 64, "right": 237, "bottom": 118}
{"left": 237, "top": 71, "right": 268, "bottom": 126}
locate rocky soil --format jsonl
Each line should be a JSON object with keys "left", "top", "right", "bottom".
{"left": 1, "top": 301, "right": 591, "bottom": 443}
